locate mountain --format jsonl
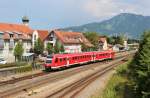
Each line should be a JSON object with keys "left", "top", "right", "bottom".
{"left": 62, "top": 13, "right": 150, "bottom": 38}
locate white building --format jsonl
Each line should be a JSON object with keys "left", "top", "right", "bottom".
{"left": 0, "top": 16, "right": 33, "bottom": 62}
{"left": 33, "top": 30, "right": 93, "bottom": 53}
{"left": 0, "top": 17, "right": 93, "bottom": 62}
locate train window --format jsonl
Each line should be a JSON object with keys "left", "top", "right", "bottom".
{"left": 63, "top": 58, "right": 66, "bottom": 61}
{"left": 55, "top": 58, "right": 58, "bottom": 63}
{"left": 60, "top": 58, "right": 62, "bottom": 62}
{"left": 75, "top": 57, "right": 77, "bottom": 60}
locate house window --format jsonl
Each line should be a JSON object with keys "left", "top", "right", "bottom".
{"left": 34, "top": 35, "right": 36, "bottom": 41}
{"left": 0, "top": 33, "right": 3, "bottom": 39}
{"left": 0, "top": 39, "right": 4, "bottom": 49}
{"left": 49, "top": 37, "right": 53, "bottom": 41}
{"left": 0, "top": 49, "right": 3, "bottom": 54}
{"left": 10, "top": 34, "right": 13, "bottom": 38}
{"left": 9, "top": 39, "right": 14, "bottom": 49}
{"left": 9, "top": 48, "right": 13, "bottom": 53}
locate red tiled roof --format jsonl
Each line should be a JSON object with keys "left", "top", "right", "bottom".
{"left": 53, "top": 30, "right": 93, "bottom": 47}
{"left": 37, "top": 30, "right": 49, "bottom": 41}
{"left": 0, "top": 23, "right": 33, "bottom": 34}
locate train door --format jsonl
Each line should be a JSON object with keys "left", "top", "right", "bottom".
{"left": 66, "top": 56, "right": 69, "bottom": 66}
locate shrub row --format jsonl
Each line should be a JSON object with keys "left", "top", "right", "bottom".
{"left": 15, "top": 64, "right": 32, "bottom": 73}
{"left": 0, "top": 62, "right": 28, "bottom": 69}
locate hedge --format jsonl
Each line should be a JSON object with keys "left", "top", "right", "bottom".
{"left": 15, "top": 64, "right": 32, "bottom": 73}
{"left": 0, "top": 62, "right": 27, "bottom": 69}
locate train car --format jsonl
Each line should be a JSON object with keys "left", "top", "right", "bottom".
{"left": 43, "top": 50, "right": 115, "bottom": 71}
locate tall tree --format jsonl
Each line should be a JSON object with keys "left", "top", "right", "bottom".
{"left": 60, "top": 44, "right": 65, "bottom": 53}
{"left": 129, "top": 31, "right": 150, "bottom": 98}
{"left": 54, "top": 39, "right": 61, "bottom": 53}
{"left": 108, "top": 35, "right": 124, "bottom": 45}
{"left": 107, "top": 36, "right": 115, "bottom": 45}
{"left": 14, "top": 41, "right": 24, "bottom": 62}
{"left": 46, "top": 43, "right": 53, "bottom": 54}
{"left": 34, "top": 38, "right": 44, "bottom": 55}
{"left": 83, "top": 32, "right": 99, "bottom": 50}
{"left": 81, "top": 43, "right": 88, "bottom": 52}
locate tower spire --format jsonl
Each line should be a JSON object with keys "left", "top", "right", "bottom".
{"left": 22, "top": 16, "right": 29, "bottom": 26}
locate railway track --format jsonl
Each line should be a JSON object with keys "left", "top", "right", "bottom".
{"left": 0, "top": 53, "right": 129, "bottom": 87}
{"left": 0, "top": 51, "right": 135, "bottom": 98}
{"left": 46, "top": 60, "right": 125, "bottom": 98}
{"left": 0, "top": 51, "right": 134, "bottom": 86}
{"left": 0, "top": 71, "right": 48, "bottom": 86}
{"left": 0, "top": 59, "right": 114, "bottom": 98}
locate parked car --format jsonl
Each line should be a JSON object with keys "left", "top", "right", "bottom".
{"left": 0, "top": 58, "right": 7, "bottom": 64}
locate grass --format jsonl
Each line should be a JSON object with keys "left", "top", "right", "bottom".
{"left": 91, "top": 58, "right": 135, "bottom": 98}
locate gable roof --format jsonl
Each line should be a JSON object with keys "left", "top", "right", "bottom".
{"left": 0, "top": 23, "right": 33, "bottom": 34}
{"left": 52, "top": 30, "right": 93, "bottom": 47}
{"left": 37, "top": 30, "right": 49, "bottom": 41}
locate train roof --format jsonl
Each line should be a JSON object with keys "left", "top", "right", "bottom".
{"left": 52, "top": 50, "right": 114, "bottom": 58}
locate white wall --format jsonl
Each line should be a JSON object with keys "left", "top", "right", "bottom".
{"left": 0, "top": 40, "right": 32, "bottom": 63}
{"left": 103, "top": 40, "right": 108, "bottom": 50}
{"left": 64, "top": 44, "right": 81, "bottom": 53}
{"left": 23, "top": 41, "right": 32, "bottom": 52}
{"left": 0, "top": 41, "right": 14, "bottom": 63}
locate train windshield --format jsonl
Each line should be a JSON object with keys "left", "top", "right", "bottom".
{"left": 46, "top": 59, "right": 52, "bottom": 63}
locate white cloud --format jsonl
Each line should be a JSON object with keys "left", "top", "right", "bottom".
{"left": 83, "top": 0, "right": 137, "bottom": 19}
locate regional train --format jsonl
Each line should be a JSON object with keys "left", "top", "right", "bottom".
{"left": 43, "top": 50, "right": 115, "bottom": 71}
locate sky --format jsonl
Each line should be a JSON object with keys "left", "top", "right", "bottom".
{"left": 0, "top": 0, "right": 149, "bottom": 29}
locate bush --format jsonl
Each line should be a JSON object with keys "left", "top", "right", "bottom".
{"left": 0, "top": 62, "right": 28, "bottom": 69}
{"left": 15, "top": 64, "right": 32, "bottom": 73}
{"left": 0, "top": 63, "right": 16, "bottom": 68}
{"left": 116, "top": 64, "right": 128, "bottom": 75}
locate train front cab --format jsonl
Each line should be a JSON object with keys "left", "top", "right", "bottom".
{"left": 44, "top": 58, "right": 53, "bottom": 71}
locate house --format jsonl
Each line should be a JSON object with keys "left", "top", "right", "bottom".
{"left": 32, "top": 30, "right": 50, "bottom": 48}
{"left": 113, "top": 44, "right": 124, "bottom": 51}
{"left": 33, "top": 30, "right": 93, "bottom": 53}
{"left": 99, "top": 36, "right": 108, "bottom": 51}
{"left": 0, "top": 16, "right": 93, "bottom": 62}
{"left": 52, "top": 30, "right": 93, "bottom": 53}
{"left": 0, "top": 16, "right": 33, "bottom": 62}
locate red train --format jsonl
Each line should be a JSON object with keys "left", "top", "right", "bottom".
{"left": 43, "top": 50, "right": 115, "bottom": 70}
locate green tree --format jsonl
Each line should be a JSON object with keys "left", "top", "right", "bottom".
{"left": 46, "top": 43, "right": 53, "bottom": 54}
{"left": 14, "top": 41, "right": 24, "bottom": 62}
{"left": 107, "top": 36, "right": 115, "bottom": 45}
{"left": 116, "top": 35, "right": 124, "bottom": 45}
{"left": 83, "top": 32, "right": 99, "bottom": 50}
{"left": 108, "top": 35, "right": 124, "bottom": 45}
{"left": 54, "top": 39, "right": 61, "bottom": 53}
{"left": 60, "top": 44, "right": 65, "bottom": 53}
{"left": 81, "top": 43, "right": 88, "bottom": 52}
{"left": 129, "top": 31, "right": 150, "bottom": 98}
{"left": 34, "top": 38, "right": 44, "bottom": 55}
